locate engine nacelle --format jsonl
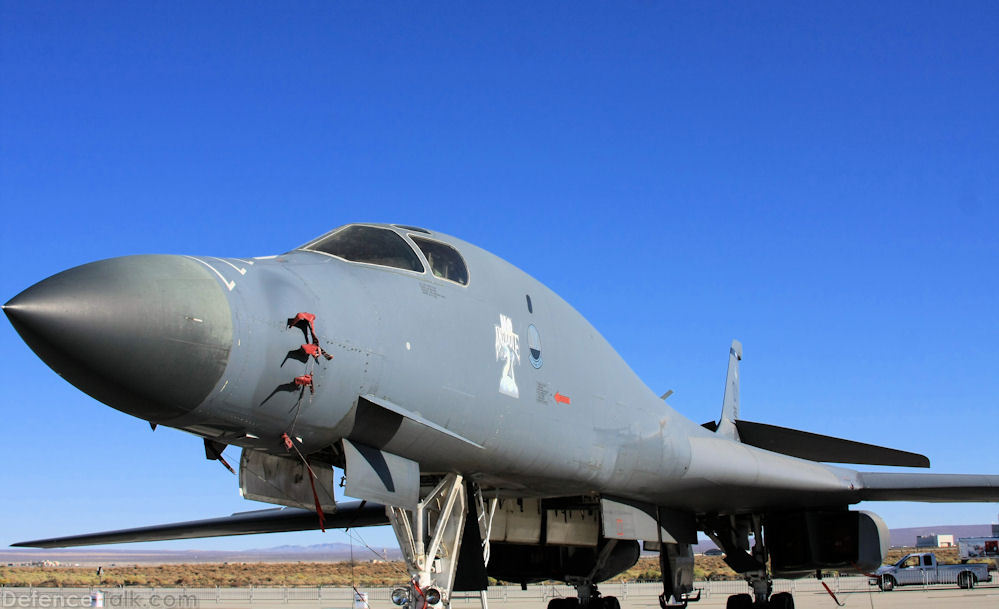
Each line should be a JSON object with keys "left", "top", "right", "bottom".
{"left": 767, "top": 510, "right": 889, "bottom": 576}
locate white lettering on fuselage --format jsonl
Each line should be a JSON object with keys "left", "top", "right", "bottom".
{"left": 494, "top": 314, "right": 521, "bottom": 398}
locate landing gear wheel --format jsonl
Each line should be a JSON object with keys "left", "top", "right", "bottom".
{"left": 600, "top": 597, "right": 620, "bottom": 609}
{"left": 878, "top": 575, "right": 895, "bottom": 592}
{"left": 725, "top": 593, "right": 753, "bottom": 609}
{"left": 770, "top": 591, "right": 794, "bottom": 609}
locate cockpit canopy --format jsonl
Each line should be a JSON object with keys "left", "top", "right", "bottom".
{"left": 301, "top": 224, "right": 468, "bottom": 285}
{"left": 304, "top": 225, "right": 424, "bottom": 272}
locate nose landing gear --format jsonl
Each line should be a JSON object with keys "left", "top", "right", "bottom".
{"left": 386, "top": 474, "right": 470, "bottom": 609}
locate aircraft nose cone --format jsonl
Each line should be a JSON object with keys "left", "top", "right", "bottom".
{"left": 4, "top": 255, "right": 233, "bottom": 422}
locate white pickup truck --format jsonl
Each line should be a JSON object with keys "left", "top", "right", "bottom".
{"left": 869, "top": 552, "right": 991, "bottom": 591}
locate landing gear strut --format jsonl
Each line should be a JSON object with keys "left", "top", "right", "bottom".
{"left": 703, "top": 515, "right": 793, "bottom": 609}
{"left": 546, "top": 583, "right": 620, "bottom": 609}
{"left": 744, "top": 516, "right": 772, "bottom": 607}
{"left": 387, "top": 474, "right": 469, "bottom": 609}
{"left": 556, "top": 541, "right": 622, "bottom": 609}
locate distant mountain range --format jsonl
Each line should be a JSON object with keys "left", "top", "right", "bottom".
{"left": 1, "top": 542, "right": 402, "bottom": 566}
{"left": 250, "top": 542, "right": 393, "bottom": 555}
{"left": 3, "top": 525, "right": 994, "bottom": 566}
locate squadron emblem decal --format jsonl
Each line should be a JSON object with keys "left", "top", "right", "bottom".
{"left": 494, "top": 314, "right": 521, "bottom": 398}
{"left": 527, "top": 324, "right": 543, "bottom": 369}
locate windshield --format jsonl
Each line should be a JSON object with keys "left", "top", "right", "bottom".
{"left": 894, "top": 555, "right": 921, "bottom": 568}
{"left": 410, "top": 236, "right": 468, "bottom": 285}
{"left": 303, "top": 225, "right": 424, "bottom": 273}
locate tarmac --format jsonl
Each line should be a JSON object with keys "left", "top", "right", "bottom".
{"left": 634, "top": 586, "right": 999, "bottom": 608}
{"left": 2, "top": 582, "right": 998, "bottom": 608}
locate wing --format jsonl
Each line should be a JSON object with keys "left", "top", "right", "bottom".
{"left": 857, "top": 473, "right": 999, "bottom": 502}
{"left": 12, "top": 501, "right": 387, "bottom": 549}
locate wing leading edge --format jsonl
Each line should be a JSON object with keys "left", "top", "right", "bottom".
{"left": 12, "top": 501, "right": 388, "bottom": 549}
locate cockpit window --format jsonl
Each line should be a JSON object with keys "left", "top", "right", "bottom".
{"left": 411, "top": 236, "right": 468, "bottom": 285}
{"left": 394, "top": 225, "right": 431, "bottom": 234}
{"left": 304, "top": 225, "right": 424, "bottom": 273}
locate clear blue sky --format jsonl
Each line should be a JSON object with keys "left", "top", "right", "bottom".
{"left": 1, "top": 2, "right": 996, "bottom": 552}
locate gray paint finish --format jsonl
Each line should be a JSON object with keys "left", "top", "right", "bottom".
{"left": 5, "top": 223, "right": 999, "bottom": 524}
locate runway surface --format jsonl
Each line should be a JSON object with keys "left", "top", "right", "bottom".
{"left": 625, "top": 587, "right": 999, "bottom": 608}
{"left": 2, "top": 581, "right": 997, "bottom": 608}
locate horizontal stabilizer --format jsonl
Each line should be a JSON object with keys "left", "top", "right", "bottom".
{"left": 858, "top": 473, "right": 999, "bottom": 502}
{"left": 12, "top": 501, "right": 388, "bottom": 549}
{"left": 734, "top": 419, "right": 930, "bottom": 468}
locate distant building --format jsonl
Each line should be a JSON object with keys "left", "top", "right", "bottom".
{"left": 916, "top": 534, "right": 954, "bottom": 548}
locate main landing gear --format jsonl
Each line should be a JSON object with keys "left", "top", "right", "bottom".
{"left": 548, "top": 540, "right": 624, "bottom": 609}
{"left": 545, "top": 584, "right": 620, "bottom": 609}
{"left": 703, "top": 516, "right": 795, "bottom": 609}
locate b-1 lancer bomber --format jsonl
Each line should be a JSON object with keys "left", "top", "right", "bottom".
{"left": 5, "top": 223, "right": 998, "bottom": 609}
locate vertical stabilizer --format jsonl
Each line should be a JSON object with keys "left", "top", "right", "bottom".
{"left": 715, "top": 340, "right": 742, "bottom": 441}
